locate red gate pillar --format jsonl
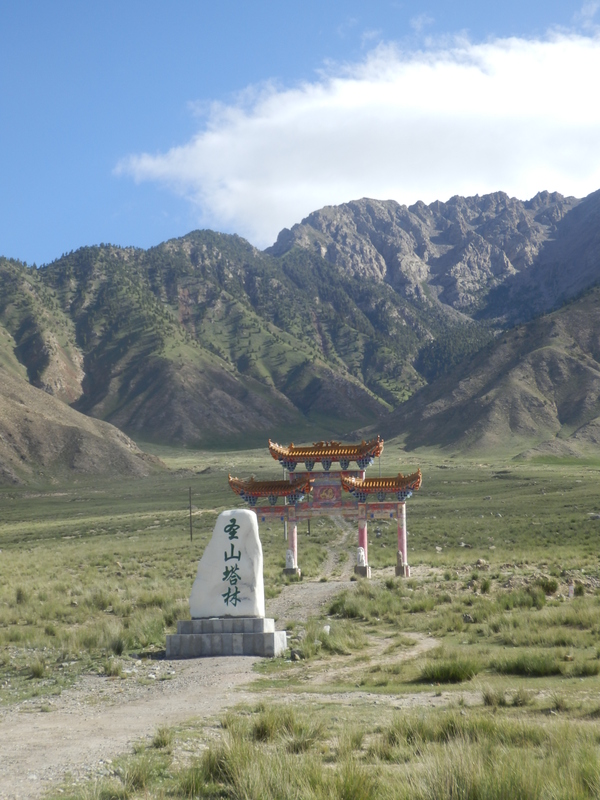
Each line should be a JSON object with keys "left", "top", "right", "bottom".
{"left": 396, "top": 502, "right": 410, "bottom": 577}
{"left": 358, "top": 520, "right": 368, "bottom": 562}
{"left": 290, "top": 522, "right": 298, "bottom": 568}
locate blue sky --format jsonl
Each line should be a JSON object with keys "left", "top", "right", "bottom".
{"left": 1, "top": 1, "right": 598, "bottom": 265}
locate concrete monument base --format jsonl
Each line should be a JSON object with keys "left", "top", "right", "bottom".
{"left": 395, "top": 550, "right": 410, "bottom": 578}
{"left": 166, "top": 617, "right": 287, "bottom": 659}
{"left": 354, "top": 565, "right": 371, "bottom": 578}
{"left": 283, "top": 567, "right": 302, "bottom": 578}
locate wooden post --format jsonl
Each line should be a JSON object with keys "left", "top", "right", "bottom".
{"left": 189, "top": 487, "right": 193, "bottom": 542}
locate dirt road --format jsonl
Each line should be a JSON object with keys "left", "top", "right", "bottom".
{"left": 0, "top": 570, "right": 357, "bottom": 800}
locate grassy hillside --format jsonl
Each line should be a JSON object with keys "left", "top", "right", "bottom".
{"left": 381, "top": 287, "right": 600, "bottom": 457}
{"left": 0, "top": 366, "right": 161, "bottom": 484}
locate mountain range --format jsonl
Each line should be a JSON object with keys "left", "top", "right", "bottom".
{"left": 1, "top": 187, "right": 600, "bottom": 479}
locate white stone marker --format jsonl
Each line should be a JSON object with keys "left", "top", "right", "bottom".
{"left": 189, "top": 509, "right": 265, "bottom": 619}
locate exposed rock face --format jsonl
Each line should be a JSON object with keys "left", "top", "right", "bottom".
{"left": 189, "top": 510, "right": 265, "bottom": 619}
{"left": 267, "top": 191, "right": 581, "bottom": 314}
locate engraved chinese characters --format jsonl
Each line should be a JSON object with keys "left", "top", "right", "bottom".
{"left": 222, "top": 517, "right": 241, "bottom": 607}
{"left": 189, "top": 509, "right": 266, "bottom": 619}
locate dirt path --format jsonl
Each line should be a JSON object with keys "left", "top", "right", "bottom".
{"left": 0, "top": 549, "right": 432, "bottom": 800}
{"left": 0, "top": 569, "right": 359, "bottom": 800}
{"left": 0, "top": 656, "right": 261, "bottom": 799}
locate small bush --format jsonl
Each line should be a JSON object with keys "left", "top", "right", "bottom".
{"left": 481, "top": 577, "right": 491, "bottom": 594}
{"left": 574, "top": 584, "right": 585, "bottom": 597}
{"left": 537, "top": 576, "right": 559, "bottom": 594}
{"left": 15, "top": 587, "right": 27, "bottom": 605}
{"left": 333, "top": 759, "right": 380, "bottom": 799}
{"left": 90, "top": 781, "right": 129, "bottom": 800}
{"left": 498, "top": 586, "right": 546, "bottom": 611}
{"left": 338, "top": 726, "right": 364, "bottom": 757}
{"left": 175, "top": 761, "right": 210, "bottom": 797}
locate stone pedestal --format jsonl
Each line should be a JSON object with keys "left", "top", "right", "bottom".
{"left": 354, "top": 565, "right": 371, "bottom": 578}
{"left": 166, "top": 617, "right": 287, "bottom": 659}
{"left": 395, "top": 550, "right": 410, "bottom": 577}
{"left": 283, "top": 567, "right": 302, "bottom": 578}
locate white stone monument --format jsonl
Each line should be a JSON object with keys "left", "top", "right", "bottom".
{"left": 166, "top": 510, "right": 287, "bottom": 658}
{"left": 285, "top": 549, "right": 295, "bottom": 570}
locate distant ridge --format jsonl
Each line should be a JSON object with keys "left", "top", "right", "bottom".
{"left": 1, "top": 186, "right": 600, "bottom": 456}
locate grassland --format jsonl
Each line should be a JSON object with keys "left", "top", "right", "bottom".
{"left": 1, "top": 439, "right": 600, "bottom": 798}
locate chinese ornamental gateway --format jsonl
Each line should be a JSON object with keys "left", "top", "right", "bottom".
{"left": 229, "top": 436, "right": 421, "bottom": 579}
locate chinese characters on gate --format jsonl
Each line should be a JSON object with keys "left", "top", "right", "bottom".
{"left": 222, "top": 518, "right": 241, "bottom": 607}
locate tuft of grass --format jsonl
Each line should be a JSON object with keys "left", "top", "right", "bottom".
{"left": 110, "top": 635, "right": 125, "bottom": 656}
{"left": 571, "top": 660, "right": 600, "bottom": 677}
{"left": 551, "top": 693, "right": 569, "bottom": 712}
{"left": 338, "top": 726, "right": 365, "bottom": 758}
{"left": 29, "top": 657, "right": 46, "bottom": 679}
{"left": 418, "top": 657, "right": 480, "bottom": 684}
{"left": 251, "top": 704, "right": 296, "bottom": 742}
{"left": 492, "top": 652, "right": 563, "bottom": 677}
{"left": 118, "top": 752, "right": 166, "bottom": 793}
{"left": 15, "top": 586, "right": 28, "bottom": 605}
{"left": 103, "top": 659, "right": 123, "bottom": 678}
{"left": 151, "top": 725, "right": 173, "bottom": 749}
{"left": 512, "top": 687, "right": 534, "bottom": 707}
{"left": 482, "top": 687, "right": 507, "bottom": 707}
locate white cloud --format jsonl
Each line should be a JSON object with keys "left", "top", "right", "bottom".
{"left": 116, "top": 33, "right": 600, "bottom": 248}
{"left": 573, "top": 2, "right": 599, "bottom": 28}
{"left": 410, "top": 13, "right": 434, "bottom": 33}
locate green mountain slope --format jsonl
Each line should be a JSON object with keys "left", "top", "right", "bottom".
{"left": 0, "top": 257, "right": 83, "bottom": 400}
{"left": 6, "top": 232, "right": 481, "bottom": 445}
{"left": 32, "top": 238, "right": 391, "bottom": 442}
{"left": 380, "top": 287, "right": 600, "bottom": 457}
